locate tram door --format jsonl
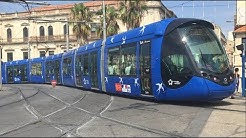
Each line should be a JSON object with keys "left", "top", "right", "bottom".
{"left": 45, "top": 61, "right": 52, "bottom": 83}
{"left": 90, "top": 52, "right": 98, "bottom": 89}
{"left": 20, "top": 65, "right": 28, "bottom": 82}
{"left": 75, "top": 55, "right": 83, "bottom": 86}
{"left": 54, "top": 60, "right": 61, "bottom": 84}
{"left": 140, "top": 40, "right": 152, "bottom": 95}
{"left": 7, "top": 66, "right": 14, "bottom": 83}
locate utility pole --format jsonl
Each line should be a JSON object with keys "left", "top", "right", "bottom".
{"left": 66, "top": 18, "right": 69, "bottom": 52}
{"left": 100, "top": 0, "right": 106, "bottom": 92}
{"left": 0, "top": 46, "right": 2, "bottom": 91}
{"left": 242, "top": 43, "right": 245, "bottom": 97}
{"left": 27, "top": 16, "right": 31, "bottom": 82}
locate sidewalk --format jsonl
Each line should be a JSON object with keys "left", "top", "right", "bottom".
{"left": 199, "top": 91, "right": 246, "bottom": 137}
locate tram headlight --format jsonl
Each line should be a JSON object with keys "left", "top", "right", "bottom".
{"left": 230, "top": 76, "right": 232, "bottom": 80}
{"left": 213, "top": 76, "right": 220, "bottom": 82}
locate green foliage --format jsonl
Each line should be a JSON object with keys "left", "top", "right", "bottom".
{"left": 71, "top": 3, "right": 93, "bottom": 45}
{"left": 96, "top": 5, "right": 120, "bottom": 38}
{"left": 119, "top": 0, "right": 147, "bottom": 30}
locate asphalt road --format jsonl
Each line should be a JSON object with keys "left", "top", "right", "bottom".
{"left": 0, "top": 84, "right": 244, "bottom": 137}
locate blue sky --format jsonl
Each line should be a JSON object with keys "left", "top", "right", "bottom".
{"left": 0, "top": 0, "right": 236, "bottom": 38}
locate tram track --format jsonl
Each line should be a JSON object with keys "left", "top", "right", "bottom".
{"left": 0, "top": 86, "right": 41, "bottom": 136}
{"left": 4, "top": 85, "right": 241, "bottom": 137}
{"left": 37, "top": 89, "right": 183, "bottom": 137}
{"left": 0, "top": 85, "right": 191, "bottom": 137}
{"left": 0, "top": 87, "right": 39, "bottom": 108}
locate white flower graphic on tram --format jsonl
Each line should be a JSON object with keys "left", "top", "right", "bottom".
{"left": 122, "top": 36, "right": 126, "bottom": 44}
{"left": 111, "top": 36, "right": 115, "bottom": 43}
{"left": 156, "top": 82, "right": 165, "bottom": 94}
{"left": 134, "top": 78, "right": 140, "bottom": 87}
{"left": 139, "top": 26, "right": 146, "bottom": 35}
{"left": 105, "top": 77, "right": 108, "bottom": 83}
{"left": 119, "top": 77, "right": 123, "bottom": 84}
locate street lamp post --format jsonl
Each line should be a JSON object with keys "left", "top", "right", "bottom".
{"left": 0, "top": 46, "right": 2, "bottom": 91}
{"left": 242, "top": 43, "right": 245, "bottom": 97}
{"left": 66, "top": 18, "right": 69, "bottom": 52}
{"left": 100, "top": 0, "right": 106, "bottom": 92}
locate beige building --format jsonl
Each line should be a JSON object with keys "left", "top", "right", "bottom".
{"left": 233, "top": 0, "right": 246, "bottom": 77}
{"left": 225, "top": 39, "right": 234, "bottom": 66}
{"left": 0, "top": 1, "right": 176, "bottom": 62}
{"left": 213, "top": 23, "right": 227, "bottom": 47}
{"left": 212, "top": 23, "right": 234, "bottom": 65}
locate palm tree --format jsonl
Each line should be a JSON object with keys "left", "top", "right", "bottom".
{"left": 70, "top": 3, "right": 93, "bottom": 45}
{"left": 119, "top": 0, "right": 147, "bottom": 30}
{"left": 96, "top": 5, "right": 120, "bottom": 38}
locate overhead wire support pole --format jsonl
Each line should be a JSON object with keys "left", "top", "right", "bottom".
{"left": 66, "top": 18, "right": 69, "bottom": 52}
{"left": 242, "top": 43, "right": 245, "bottom": 97}
{"left": 0, "top": 46, "right": 2, "bottom": 91}
{"left": 100, "top": 0, "right": 106, "bottom": 92}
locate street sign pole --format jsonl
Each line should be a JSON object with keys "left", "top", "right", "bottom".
{"left": 100, "top": 0, "right": 106, "bottom": 92}
{"left": 242, "top": 43, "right": 245, "bottom": 97}
{"left": 0, "top": 47, "right": 2, "bottom": 91}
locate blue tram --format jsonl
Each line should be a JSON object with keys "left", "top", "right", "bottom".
{"left": 2, "top": 18, "right": 236, "bottom": 101}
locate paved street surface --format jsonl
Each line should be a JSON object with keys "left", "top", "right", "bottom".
{"left": 0, "top": 84, "right": 245, "bottom": 137}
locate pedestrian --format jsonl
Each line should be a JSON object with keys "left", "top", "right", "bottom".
{"left": 231, "top": 68, "right": 240, "bottom": 99}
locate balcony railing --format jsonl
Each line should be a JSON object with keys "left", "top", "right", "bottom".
{"left": 0, "top": 34, "right": 100, "bottom": 44}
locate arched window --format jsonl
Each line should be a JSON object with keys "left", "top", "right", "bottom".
{"left": 39, "top": 26, "right": 45, "bottom": 41}
{"left": 7, "top": 28, "right": 12, "bottom": 42}
{"left": 48, "top": 26, "right": 53, "bottom": 40}
{"left": 23, "top": 27, "right": 28, "bottom": 42}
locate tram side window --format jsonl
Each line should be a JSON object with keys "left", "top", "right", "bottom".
{"left": 13, "top": 65, "right": 19, "bottom": 76}
{"left": 164, "top": 54, "right": 189, "bottom": 75}
{"left": 62, "top": 57, "right": 72, "bottom": 76}
{"left": 83, "top": 54, "right": 89, "bottom": 75}
{"left": 7, "top": 66, "right": 13, "bottom": 76}
{"left": 108, "top": 47, "right": 120, "bottom": 75}
{"left": 46, "top": 61, "right": 53, "bottom": 75}
{"left": 7, "top": 66, "right": 13, "bottom": 82}
{"left": 31, "top": 63, "right": 42, "bottom": 75}
{"left": 55, "top": 60, "right": 60, "bottom": 70}
{"left": 107, "top": 43, "right": 137, "bottom": 76}
{"left": 75, "top": 55, "right": 83, "bottom": 76}
{"left": 121, "top": 43, "right": 136, "bottom": 76}
{"left": 90, "top": 52, "right": 97, "bottom": 75}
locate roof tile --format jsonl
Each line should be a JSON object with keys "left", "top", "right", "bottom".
{"left": 234, "top": 25, "right": 246, "bottom": 33}
{"left": 30, "top": 1, "right": 118, "bottom": 12}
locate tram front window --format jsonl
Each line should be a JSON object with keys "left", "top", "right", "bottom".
{"left": 177, "top": 24, "right": 230, "bottom": 74}
{"left": 161, "top": 21, "right": 234, "bottom": 88}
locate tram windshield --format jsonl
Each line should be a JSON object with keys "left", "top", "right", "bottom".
{"left": 177, "top": 23, "right": 229, "bottom": 73}
{"left": 161, "top": 21, "right": 231, "bottom": 88}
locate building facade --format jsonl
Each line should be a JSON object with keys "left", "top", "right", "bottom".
{"left": 0, "top": 1, "right": 176, "bottom": 62}
{"left": 233, "top": 0, "right": 246, "bottom": 78}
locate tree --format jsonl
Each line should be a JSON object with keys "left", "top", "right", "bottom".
{"left": 71, "top": 3, "right": 93, "bottom": 45}
{"left": 119, "top": 0, "right": 147, "bottom": 30}
{"left": 96, "top": 5, "right": 120, "bottom": 38}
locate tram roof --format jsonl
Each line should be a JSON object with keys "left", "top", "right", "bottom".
{"left": 46, "top": 53, "right": 63, "bottom": 60}
{"left": 164, "top": 18, "right": 214, "bottom": 36}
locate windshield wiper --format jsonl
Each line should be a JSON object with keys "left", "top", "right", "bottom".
{"left": 199, "top": 48, "right": 209, "bottom": 71}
